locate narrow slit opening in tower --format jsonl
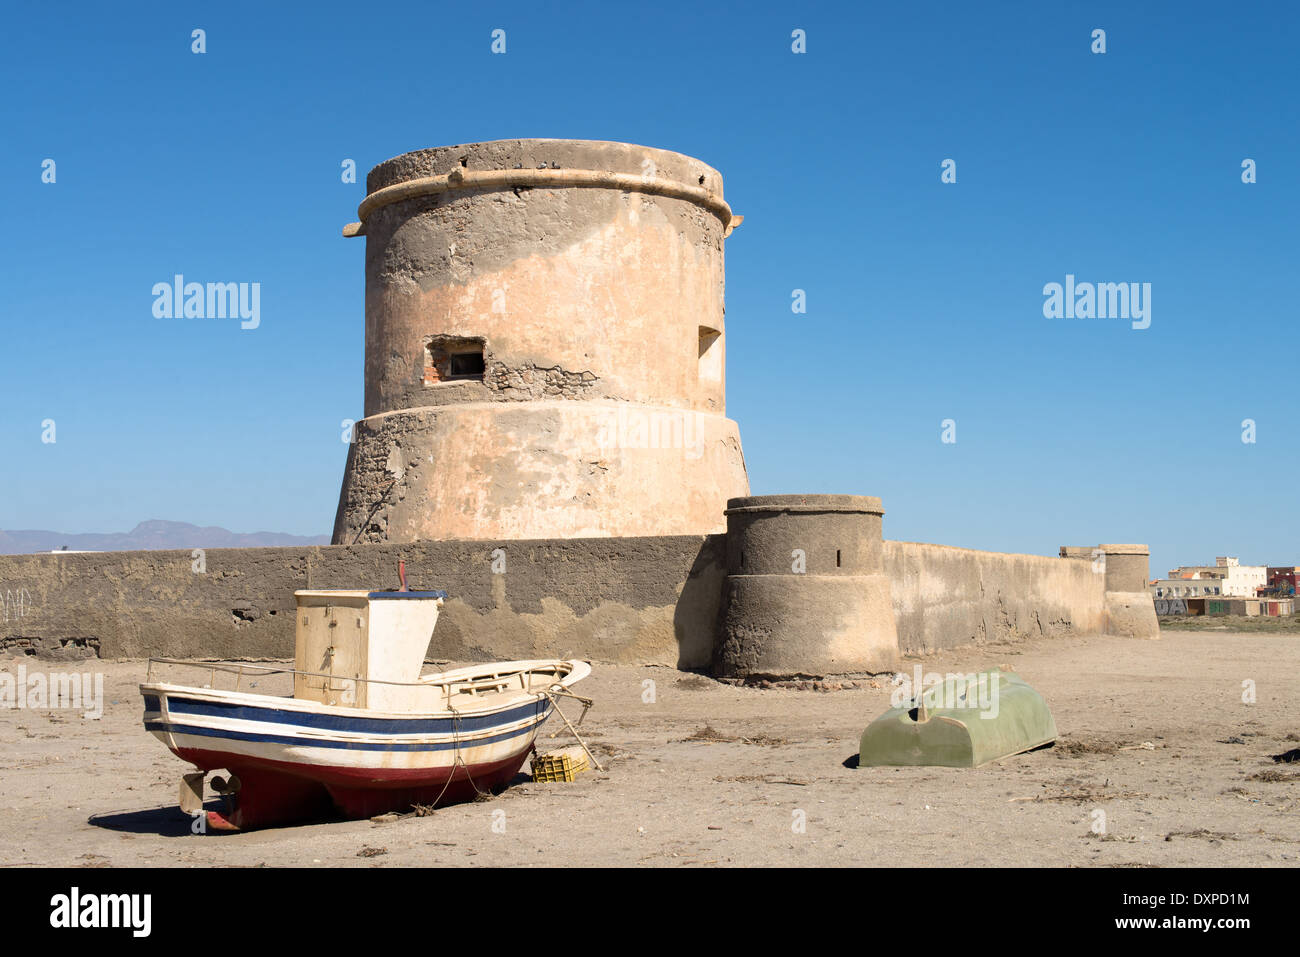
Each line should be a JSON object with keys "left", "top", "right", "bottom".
{"left": 698, "top": 326, "right": 721, "bottom": 382}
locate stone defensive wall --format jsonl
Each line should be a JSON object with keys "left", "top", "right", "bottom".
{"left": 886, "top": 541, "right": 1107, "bottom": 654}
{"left": 0, "top": 535, "right": 1124, "bottom": 668}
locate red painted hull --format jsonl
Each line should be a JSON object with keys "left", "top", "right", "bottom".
{"left": 176, "top": 745, "right": 533, "bottom": 831}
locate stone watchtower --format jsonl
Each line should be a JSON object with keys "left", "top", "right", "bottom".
{"left": 333, "top": 139, "right": 750, "bottom": 544}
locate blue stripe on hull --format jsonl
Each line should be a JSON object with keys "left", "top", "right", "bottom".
{"left": 145, "top": 718, "right": 542, "bottom": 752}
{"left": 162, "top": 695, "right": 548, "bottom": 734}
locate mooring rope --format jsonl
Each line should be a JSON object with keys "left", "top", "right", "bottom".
{"left": 433, "top": 693, "right": 491, "bottom": 805}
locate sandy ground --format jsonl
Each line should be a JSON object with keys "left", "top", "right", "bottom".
{"left": 1, "top": 628, "right": 1297, "bottom": 867}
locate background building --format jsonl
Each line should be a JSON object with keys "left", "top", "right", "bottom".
{"left": 1157, "top": 557, "right": 1267, "bottom": 598}
{"left": 1265, "top": 567, "right": 1298, "bottom": 596}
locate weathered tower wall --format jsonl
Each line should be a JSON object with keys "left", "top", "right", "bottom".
{"left": 333, "top": 139, "right": 749, "bottom": 544}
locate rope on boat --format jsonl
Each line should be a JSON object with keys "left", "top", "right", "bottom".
{"left": 454, "top": 708, "right": 492, "bottom": 801}
{"left": 424, "top": 697, "right": 491, "bottom": 808}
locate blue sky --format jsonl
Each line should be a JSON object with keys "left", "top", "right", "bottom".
{"left": 2, "top": 1, "right": 1296, "bottom": 576}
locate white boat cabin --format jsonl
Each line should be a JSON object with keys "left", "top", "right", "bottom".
{"left": 293, "top": 589, "right": 445, "bottom": 711}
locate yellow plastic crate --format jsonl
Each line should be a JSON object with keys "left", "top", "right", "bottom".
{"left": 531, "top": 746, "right": 590, "bottom": 782}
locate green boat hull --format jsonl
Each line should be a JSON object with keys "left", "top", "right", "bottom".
{"left": 859, "top": 670, "right": 1057, "bottom": 768}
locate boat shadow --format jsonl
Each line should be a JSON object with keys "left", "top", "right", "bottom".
{"left": 86, "top": 774, "right": 533, "bottom": 835}
{"left": 87, "top": 802, "right": 343, "bottom": 835}
{"left": 85, "top": 801, "right": 334, "bottom": 837}
{"left": 87, "top": 804, "right": 205, "bottom": 837}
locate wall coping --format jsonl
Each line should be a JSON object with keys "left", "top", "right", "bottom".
{"left": 726, "top": 494, "right": 884, "bottom": 515}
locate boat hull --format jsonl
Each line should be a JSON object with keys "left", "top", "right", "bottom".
{"left": 174, "top": 745, "right": 532, "bottom": 830}
{"left": 140, "top": 669, "right": 576, "bottom": 829}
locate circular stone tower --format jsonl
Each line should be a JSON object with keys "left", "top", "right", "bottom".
{"left": 715, "top": 495, "right": 900, "bottom": 678}
{"left": 332, "top": 139, "right": 750, "bottom": 544}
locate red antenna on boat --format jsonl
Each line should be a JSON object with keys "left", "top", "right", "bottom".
{"left": 399, "top": 560, "right": 408, "bottom": 592}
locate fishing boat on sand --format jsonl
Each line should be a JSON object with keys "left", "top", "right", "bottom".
{"left": 140, "top": 578, "right": 591, "bottom": 830}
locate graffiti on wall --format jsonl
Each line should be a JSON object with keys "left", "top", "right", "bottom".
{"left": 2, "top": 588, "right": 34, "bottom": 623}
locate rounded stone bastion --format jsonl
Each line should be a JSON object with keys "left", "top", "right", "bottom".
{"left": 1098, "top": 544, "right": 1159, "bottom": 639}
{"left": 1060, "top": 543, "right": 1158, "bottom": 639}
{"left": 714, "top": 495, "right": 900, "bottom": 679}
{"left": 332, "top": 139, "right": 750, "bottom": 544}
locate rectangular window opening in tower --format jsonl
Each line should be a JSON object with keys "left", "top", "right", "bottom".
{"left": 423, "top": 336, "right": 487, "bottom": 385}
{"left": 698, "top": 327, "right": 722, "bottom": 382}
{"left": 448, "top": 351, "right": 485, "bottom": 379}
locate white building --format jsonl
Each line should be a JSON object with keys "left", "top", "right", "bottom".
{"left": 1154, "top": 557, "right": 1267, "bottom": 599}
{"left": 1151, "top": 579, "right": 1225, "bottom": 599}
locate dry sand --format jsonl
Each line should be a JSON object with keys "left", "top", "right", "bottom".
{"left": 1, "top": 628, "right": 1296, "bottom": 867}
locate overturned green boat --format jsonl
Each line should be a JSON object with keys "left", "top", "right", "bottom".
{"left": 859, "top": 669, "right": 1057, "bottom": 768}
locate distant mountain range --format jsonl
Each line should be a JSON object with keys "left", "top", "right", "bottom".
{"left": 0, "top": 520, "right": 331, "bottom": 555}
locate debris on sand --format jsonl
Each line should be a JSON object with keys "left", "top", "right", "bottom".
{"left": 370, "top": 804, "right": 438, "bottom": 824}
{"left": 1164, "top": 829, "right": 1239, "bottom": 843}
{"left": 713, "top": 774, "right": 808, "bottom": 786}
{"left": 1012, "top": 787, "right": 1147, "bottom": 804}
{"left": 1248, "top": 769, "right": 1300, "bottom": 783}
{"left": 720, "top": 677, "right": 880, "bottom": 691}
{"left": 1271, "top": 748, "right": 1300, "bottom": 764}
{"left": 675, "top": 675, "right": 715, "bottom": 691}
{"left": 679, "top": 725, "right": 791, "bottom": 747}
{"left": 683, "top": 724, "right": 733, "bottom": 742}
{"left": 1054, "top": 737, "right": 1122, "bottom": 757}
